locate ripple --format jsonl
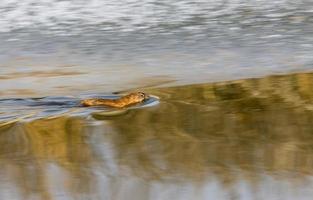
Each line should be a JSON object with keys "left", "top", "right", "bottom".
{"left": 0, "top": 0, "right": 312, "bottom": 34}
{"left": 0, "top": 94, "right": 160, "bottom": 123}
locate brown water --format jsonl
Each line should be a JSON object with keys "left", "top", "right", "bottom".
{"left": 1, "top": 72, "right": 313, "bottom": 200}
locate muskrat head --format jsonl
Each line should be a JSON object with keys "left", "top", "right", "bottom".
{"left": 125, "top": 92, "right": 149, "bottom": 104}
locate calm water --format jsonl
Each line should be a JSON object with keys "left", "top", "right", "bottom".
{"left": 1, "top": 1, "right": 313, "bottom": 199}
{"left": 0, "top": 72, "right": 313, "bottom": 200}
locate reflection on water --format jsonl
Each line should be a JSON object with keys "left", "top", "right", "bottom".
{"left": 1, "top": 72, "right": 313, "bottom": 199}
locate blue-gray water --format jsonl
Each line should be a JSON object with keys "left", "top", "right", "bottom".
{"left": 1, "top": 1, "right": 313, "bottom": 200}
{"left": 1, "top": 0, "right": 313, "bottom": 96}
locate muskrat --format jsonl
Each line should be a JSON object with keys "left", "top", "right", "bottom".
{"left": 80, "top": 92, "right": 149, "bottom": 108}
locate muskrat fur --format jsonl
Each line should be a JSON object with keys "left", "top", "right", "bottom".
{"left": 80, "top": 92, "right": 149, "bottom": 108}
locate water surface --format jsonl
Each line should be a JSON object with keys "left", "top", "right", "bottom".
{"left": 1, "top": 72, "right": 313, "bottom": 199}
{"left": 1, "top": 1, "right": 313, "bottom": 199}
{"left": 1, "top": 0, "right": 313, "bottom": 96}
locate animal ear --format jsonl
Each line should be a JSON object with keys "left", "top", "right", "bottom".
{"left": 139, "top": 92, "right": 145, "bottom": 97}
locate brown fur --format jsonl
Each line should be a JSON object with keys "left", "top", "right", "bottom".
{"left": 81, "top": 92, "right": 148, "bottom": 108}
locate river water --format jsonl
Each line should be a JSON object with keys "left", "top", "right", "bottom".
{"left": 1, "top": 0, "right": 313, "bottom": 96}
{"left": 1, "top": 0, "right": 313, "bottom": 199}
{"left": 1, "top": 72, "right": 313, "bottom": 200}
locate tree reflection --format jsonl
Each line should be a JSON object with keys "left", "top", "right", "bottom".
{"left": 0, "top": 72, "right": 313, "bottom": 199}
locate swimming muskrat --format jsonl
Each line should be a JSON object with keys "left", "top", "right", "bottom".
{"left": 80, "top": 92, "right": 149, "bottom": 108}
